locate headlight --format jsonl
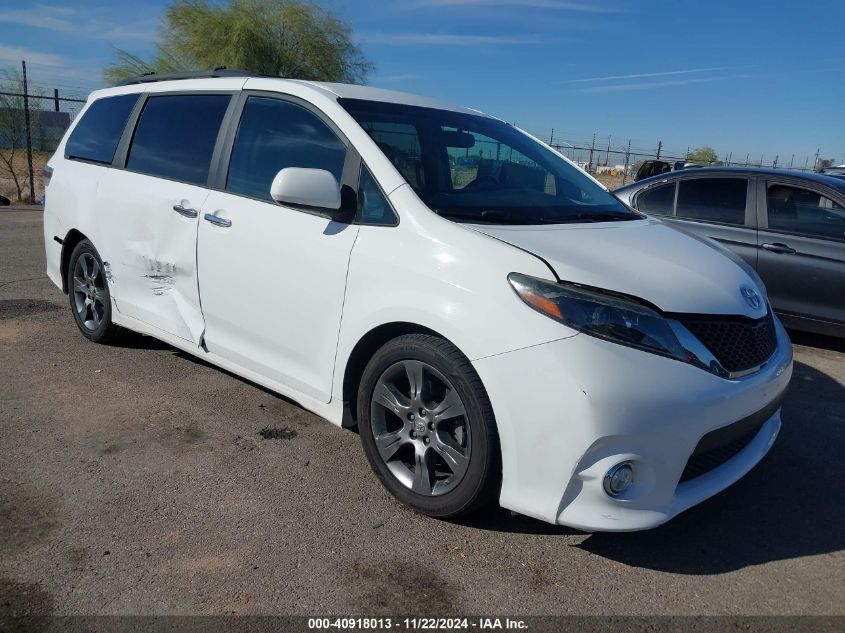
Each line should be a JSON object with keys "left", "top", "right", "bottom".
{"left": 508, "top": 273, "right": 687, "bottom": 361}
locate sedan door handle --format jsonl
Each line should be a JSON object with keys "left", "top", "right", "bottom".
{"left": 172, "top": 202, "right": 198, "bottom": 218}
{"left": 761, "top": 242, "right": 796, "bottom": 254}
{"left": 203, "top": 212, "right": 232, "bottom": 228}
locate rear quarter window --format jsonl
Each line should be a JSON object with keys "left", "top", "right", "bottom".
{"left": 636, "top": 181, "right": 675, "bottom": 215}
{"left": 126, "top": 94, "right": 231, "bottom": 186}
{"left": 676, "top": 177, "right": 748, "bottom": 225}
{"left": 65, "top": 94, "right": 139, "bottom": 164}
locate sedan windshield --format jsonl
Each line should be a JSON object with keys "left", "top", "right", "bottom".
{"left": 339, "top": 98, "right": 638, "bottom": 225}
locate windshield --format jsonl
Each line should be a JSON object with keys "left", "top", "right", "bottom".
{"left": 339, "top": 98, "right": 639, "bottom": 225}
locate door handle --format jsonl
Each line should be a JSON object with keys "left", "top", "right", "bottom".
{"left": 172, "top": 202, "right": 198, "bottom": 218}
{"left": 761, "top": 242, "right": 796, "bottom": 254}
{"left": 203, "top": 212, "right": 232, "bottom": 228}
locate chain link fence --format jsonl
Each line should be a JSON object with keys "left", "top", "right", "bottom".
{"left": 546, "top": 132, "right": 825, "bottom": 191}
{"left": 0, "top": 61, "right": 87, "bottom": 204}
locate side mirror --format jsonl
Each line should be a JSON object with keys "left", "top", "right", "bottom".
{"left": 270, "top": 167, "right": 342, "bottom": 212}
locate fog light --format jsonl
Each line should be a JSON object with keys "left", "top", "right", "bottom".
{"left": 603, "top": 462, "right": 634, "bottom": 496}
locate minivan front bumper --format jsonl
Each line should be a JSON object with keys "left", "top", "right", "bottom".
{"left": 472, "top": 314, "right": 793, "bottom": 531}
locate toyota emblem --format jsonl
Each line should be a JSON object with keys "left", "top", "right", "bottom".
{"left": 741, "top": 285, "right": 761, "bottom": 310}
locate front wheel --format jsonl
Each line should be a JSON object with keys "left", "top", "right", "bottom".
{"left": 357, "top": 334, "right": 500, "bottom": 518}
{"left": 67, "top": 239, "right": 121, "bottom": 343}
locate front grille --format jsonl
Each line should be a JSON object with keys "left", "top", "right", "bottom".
{"left": 678, "top": 394, "right": 783, "bottom": 483}
{"left": 681, "top": 311, "right": 777, "bottom": 373}
{"left": 679, "top": 425, "right": 762, "bottom": 482}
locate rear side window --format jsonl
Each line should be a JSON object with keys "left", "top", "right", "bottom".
{"left": 126, "top": 94, "right": 230, "bottom": 185}
{"left": 65, "top": 94, "right": 138, "bottom": 164}
{"left": 226, "top": 96, "right": 346, "bottom": 201}
{"left": 767, "top": 184, "right": 845, "bottom": 241}
{"left": 636, "top": 182, "right": 675, "bottom": 215}
{"left": 676, "top": 178, "right": 748, "bottom": 225}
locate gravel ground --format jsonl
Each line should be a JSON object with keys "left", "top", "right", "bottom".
{"left": 1, "top": 206, "right": 843, "bottom": 616}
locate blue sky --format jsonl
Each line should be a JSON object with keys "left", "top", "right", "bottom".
{"left": 1, "top": 0, "right": 843, "bottom": 164}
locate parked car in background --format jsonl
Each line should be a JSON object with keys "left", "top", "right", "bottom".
{"left": 822, "top": 165, "right": 845, "bottom": 177}
{"left": 634, "top": 159, "right": 672, "bottom": 181}
{"left": 634, "top": 159, "right": 704, "bottom": 182}
{"left": 616, "top": 167, "right": 845, "bottom": 337}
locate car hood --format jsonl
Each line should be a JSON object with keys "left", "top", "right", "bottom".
{"left": 468, "top": 218, "right": 766, "bottom": 317}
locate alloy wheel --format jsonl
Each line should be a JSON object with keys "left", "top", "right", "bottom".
{"left": 72, "top": 252, "right": 107, "bottom": 331}
{"left": 369, "top": 359, "right": 471, "bottom": 496}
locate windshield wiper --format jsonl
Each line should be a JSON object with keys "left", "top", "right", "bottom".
{"left": 539, "top": 211, "right": 638, "bottom": 224}
{"left": 435, "top": 210, "right": 525, "bottom": 224}
{"left": 435, "top": 209, "right": 639, "bottom": 225}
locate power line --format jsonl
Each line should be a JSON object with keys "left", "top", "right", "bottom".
{"left": 0, "top": 90, "right": 86, "bottom": 104}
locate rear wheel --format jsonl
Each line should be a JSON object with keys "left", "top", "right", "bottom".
{"left": 358, "top": 334, "right": 500, "bottom": 517}
{"left": 67, "top": 240, "right": 121, "bottom": 343}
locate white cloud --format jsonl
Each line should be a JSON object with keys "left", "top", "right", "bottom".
{"left": 0, "top": 44, "right": 64, "bottom": 68}
{"left": 571, "top": 74, "right": 758, "bottom": 93}
{"left": 0, "top": 4, "right": 156, "bottom": 42}
{"left": 567, "top": 67, "right": 733, "bottom": 83}
{"left": 360, "top": 32, "right": 544, "bottom": 45}
{"left": 418, "top": 0, "right": 623, "bottom": 12}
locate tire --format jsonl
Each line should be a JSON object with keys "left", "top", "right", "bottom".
{"left": 358, "top": 333, "right": 500, "bottom": 518}
{"left": 66, "top": 239, "right": 121, "bottom": 343}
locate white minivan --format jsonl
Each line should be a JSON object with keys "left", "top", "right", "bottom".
{"left": 43, "top": 71, "right": 792, "bottom": 531}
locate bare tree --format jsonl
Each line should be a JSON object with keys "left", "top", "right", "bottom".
{"left": 0, "top": 70, "right": 42, "bottom": 202}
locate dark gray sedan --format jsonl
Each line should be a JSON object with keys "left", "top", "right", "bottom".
{"left": 616, "top": 167, "right": 845, "bottom": 338}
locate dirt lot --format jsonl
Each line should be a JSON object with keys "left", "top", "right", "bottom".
{"left": 0, "top": 150, "right": 48, "bottom": 204}
{"left": 1, "top": 206, "right": 843, "bottom": 616}
{"left": 593, "top": 172, "right": 627, "bottom": 190}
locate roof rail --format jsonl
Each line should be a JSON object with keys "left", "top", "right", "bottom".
{"left": 117, "top": 67, "right": 267, "bottom": 86}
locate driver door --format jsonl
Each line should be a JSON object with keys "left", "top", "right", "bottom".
{"left": 756, "top": 179, "right": 845, "bottom": 325}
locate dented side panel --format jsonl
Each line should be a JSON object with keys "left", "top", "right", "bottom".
{"left": 95, "top": 169, "right": 208, "bottom": 344}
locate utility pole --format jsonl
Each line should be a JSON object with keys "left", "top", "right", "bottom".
{"left": 622, "top": 139, "right": 631, "bottom": 186}
{"left": 21, "top": 60, "right": 36, "bottom": 203}
{"left": 759, "top": 154, "right": 764, "bottom": 167}
{"left": 744, "top": 153, "right": 750, "bottom": 167}
{"left": 804, "top": 156, "right": 809, "bottom": 170}
{"left": 656, "top": 140, "right": 662, "bottom": 160}
{"left": 789, "top": 154, "right": 794, "bottom": 169}
{"left": 588, "top": 133, "right": 596, "bottom": 173}
{"left": 53, "top": 88, "right": 59, "bottom": 112}
{"left": 605, "top": 134, "right": 611, "bottom": 166}
{"left": 549, "top": 128, "right": 554, "bottom": 145}
{"left": 814, "top": 148, "right": 820, "bottom": 171}
{"left": 773, "top": 155, "right": 779, "bottom": 169}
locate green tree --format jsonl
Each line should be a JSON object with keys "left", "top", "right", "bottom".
{"left": 103, "top": 0, "right": 373, "bottom": 85}
{"left": 685, "top": 146, "right": 718, "bottom": 165}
